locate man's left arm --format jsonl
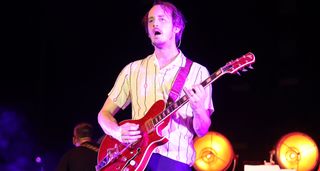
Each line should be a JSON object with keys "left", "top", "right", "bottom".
{"left": 184, "top": 84, "right": 213, "bottom": 137}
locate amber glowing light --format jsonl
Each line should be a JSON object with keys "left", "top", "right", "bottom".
{"left": 275, "top": 132, "right": 319, "bottom": 171}
{"left": 193, "top": 131, "right": 234, "bottom": 171}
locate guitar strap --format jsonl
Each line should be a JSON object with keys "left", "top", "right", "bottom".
{"left": 80, "top": 142, "right": 99, "bottom": 153}
{"left": 167, "top": 57, "right": 193, "bottom": 104}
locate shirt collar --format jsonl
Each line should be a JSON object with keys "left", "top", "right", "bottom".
{"left": 152, "top": 50, "right": 186, "bottom": 70}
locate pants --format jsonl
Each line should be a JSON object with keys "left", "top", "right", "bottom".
{"left": 145, "top": 153, "right": 192, "bottom": 171}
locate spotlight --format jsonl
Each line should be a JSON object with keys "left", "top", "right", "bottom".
{"left": 275, "top": 132, "right": 319, "bottom": 171}
{"left": 193, "top": 131, "right": 234, "bottom": 171}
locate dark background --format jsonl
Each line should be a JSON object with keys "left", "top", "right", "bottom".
{"left": 1, "top": 0, "right": 317, "bottom": 171}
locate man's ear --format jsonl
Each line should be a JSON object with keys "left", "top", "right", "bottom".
{"left": 174, "top": 27, "right": 181, "bottom": 33}
{"left": 72, "top": 136, "right": 78, "bottom": 146}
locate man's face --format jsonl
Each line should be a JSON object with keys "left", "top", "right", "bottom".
{"left": 147, "top": 5, "right": 179, "bottom": 48}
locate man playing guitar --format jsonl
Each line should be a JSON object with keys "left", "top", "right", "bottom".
{"left": 97, "top": 1, "right": 214, "bottom": 171}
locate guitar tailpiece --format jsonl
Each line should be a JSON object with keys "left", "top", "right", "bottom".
{"left": 96, "top": 145, "right": 121, "bottom": 171}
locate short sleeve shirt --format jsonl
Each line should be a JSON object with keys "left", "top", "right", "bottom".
{"left": 108, "top": 51, "right": 214, "bottom": 165}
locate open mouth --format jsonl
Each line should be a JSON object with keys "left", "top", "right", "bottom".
{"left": 154, "top": 30, "right": 161, "bottom": 36}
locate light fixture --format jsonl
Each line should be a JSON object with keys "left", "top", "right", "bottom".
{"left": 275, "top": 131, "right": 319, "bottom": 171}
{"left": 193, "top": 131, "right": 234, "bottom": 171}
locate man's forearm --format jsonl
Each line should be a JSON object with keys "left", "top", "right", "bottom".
{"left": 98, "top": 112, "right": 122, "bottom": 141}
{"left": 193, "top": 108, "right": 211, "bottom": 137}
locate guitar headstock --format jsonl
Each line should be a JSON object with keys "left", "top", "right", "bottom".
{"left": 222, "top": 52, "right": 255, "bottom": 75}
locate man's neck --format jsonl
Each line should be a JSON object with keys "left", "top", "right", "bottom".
{"left": 75, "top": 137, "right": 92, "bottom": 147}
{"left": 154, "top": 46, "right": 179, "bottom": 69}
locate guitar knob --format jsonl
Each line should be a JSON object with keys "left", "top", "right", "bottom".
{"left": 130, "top": 160, "right": 136, "bottom": 166}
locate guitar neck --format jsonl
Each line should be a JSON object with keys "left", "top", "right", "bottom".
{"left": 152, "top": 68, "right": 225, "bottom": 127}
{"left": 151, "top": 52, "right": 255, "bottom": 127}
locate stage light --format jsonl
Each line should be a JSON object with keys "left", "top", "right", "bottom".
{"left": 275, "top": 131, "right": 319, "bottom": 171}
{"left": 193, "top": 131, "right": 234, "bottom": 171}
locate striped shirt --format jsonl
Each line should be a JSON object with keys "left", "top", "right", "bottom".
{"left": 108, "top": 51, "right": 214, "bottom": 166}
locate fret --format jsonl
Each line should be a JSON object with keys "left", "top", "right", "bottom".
{"left": 176, "top": 98, "right": 185, "bottom": 106}
{"left": 157, "top": 115, "right": 161, "bottom": 121}
{"left": 145, "top": 119, "right": 155, "bottom": 133}
{"left": 222, "top": 64, "right": 232, "bottom": 72}
{"left": 203, "top": 77, "right": 212, "bottom": 85}
{"left": 201, "top": 70, "right": 220, "bottom": 87}
{"left": 149, "top": 120, "right": 154, "bottom": 128}
{"left": 167, "top": 106, "right": 174, "bottom": 113}
{"left": 172, "top": 103, "right": 179, "bottom": 109}
{"left": 157, "top": 115, "right": 162, "bottom": 121}
{"left": 162, "top": 112, "right": 166, "bottom": 118}
{"left": 162, "top": 109, "right": 168, "bottom": 117}
{"left": 182, "top": 95, "right": 188, "bottom": 102}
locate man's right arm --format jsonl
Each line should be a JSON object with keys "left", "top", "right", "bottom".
{"left": 97, "top": 97, "right": 142, "bottom": 143}
{"left": 97, "top": 97, "right": 122, "bottom": 141}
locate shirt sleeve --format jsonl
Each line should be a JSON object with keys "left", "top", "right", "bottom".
{"left": 108, "top": 63, "right": 132, "bottom": 109}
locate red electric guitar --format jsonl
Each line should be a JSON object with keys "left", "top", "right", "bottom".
{"left": 96, "top": 52, "right": 256, "bottom": 171}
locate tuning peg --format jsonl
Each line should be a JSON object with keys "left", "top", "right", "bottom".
{"left": 248, "top": 65, "right": 254, "bottom": 69}
{"left": 237, "top": 72, "right": 241, "bottom": 76}
{"left": 242, "top": 68, "right": 248, "bottom": 72}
